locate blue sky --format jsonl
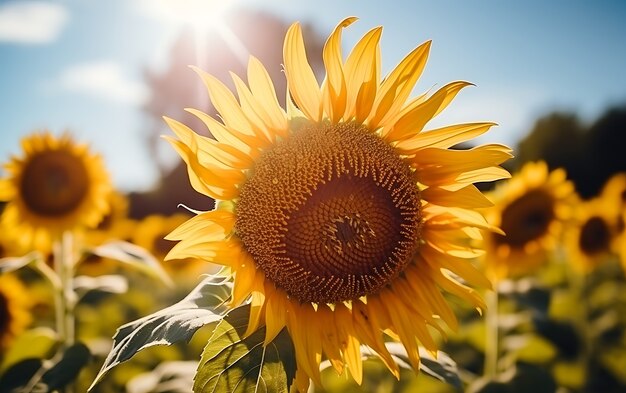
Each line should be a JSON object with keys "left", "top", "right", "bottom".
{"left": 1, "top": 0, "right": 626, "bottom": 191}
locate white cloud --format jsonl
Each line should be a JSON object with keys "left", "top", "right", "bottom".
{"left": 0, "top": 1, "right": 68, "bottom": 44}
{"left": 57, "top": 61, "right": 148, "bottom": 105}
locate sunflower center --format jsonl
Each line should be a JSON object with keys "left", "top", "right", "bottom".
{"left": 579, "top": 216, "right": 611, "bottom": 255}
{"left": 236, "top": 122, "right": 422, "bottom": 304}
{"left": 495, "top": 189, "right": 555, "bottom": 248}
{"left": 20, "top": 150, "right": 89, "bottom": 217}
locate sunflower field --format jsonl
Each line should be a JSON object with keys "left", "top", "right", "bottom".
{"left": 2, "top": 6, "right": 626, "bottom": 393}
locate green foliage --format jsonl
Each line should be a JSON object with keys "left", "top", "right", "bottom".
{"left": 89, "top": 276, "right": 232, "bottom": 390}
{"left": 0, "top": 343, "right": 91, "bottom": 393}
{"left": 195, "top": 304, "right": 296, "bottom": 393}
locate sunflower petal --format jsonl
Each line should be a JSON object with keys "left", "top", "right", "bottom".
{"left": 322, "top": 17, "right": 357, "bottom": 122}
{"left": 344, "top": 26, "right": 382, "bottom": 123}
{"left": 283, "top": 22, "right": 322, "bottom": 122}
{"left": 165, "top": 210, "right": 235, "bottom": 241}
{"left": 384, "top": 81, "right": 473, "bottom": 142}
{"left": 368, "top": 40, "right": 431, "bottom": 130}
{"left": 247, "top": 56, "right": 288, "bottom": 137}
{"left": 395, "top": 122, "right": 497, "bottom": 154}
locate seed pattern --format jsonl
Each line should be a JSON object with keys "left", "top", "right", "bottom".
{"left": 20, "top": 151, "right": 89, "bottom": 217}
{"left": 236, "top": 122, "right": 422, "bottom": 303}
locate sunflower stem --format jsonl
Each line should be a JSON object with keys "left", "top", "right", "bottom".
{"left": 52, "top": 231, "right": 77, "bottom": 393}
{"left": 484, "top": 284, "right": 500, "bottom": 379}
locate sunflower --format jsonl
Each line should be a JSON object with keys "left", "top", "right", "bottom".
{"left": 599, "top": 173, "right": 626, "bottom": 270}
{"left": 133, "top": 213, "right": 215, "bottom": 282}
{"left": 563, "top": 196, "right": 618, "bottom": 274}
{"left": 481, "top": 161, "right": 576, "bottom": 280}
{"left": 0, "top": 274, "right": 32, "bottom": 351}
{"left": 0, "top": 132, "right": 112, "bottom": 253}
{"left": 164, "top": 17, "right": 510, "bottom": 390}
{"left": 77, "top": 191, "right": 137, "bottom": 276}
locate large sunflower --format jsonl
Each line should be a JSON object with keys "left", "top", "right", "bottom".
{"left": 165, "top": 18, "right": 510, "bottom": 390}
{"left": 0, "top": 132, "right": 112, "bottom": 253}
{"left": 481, "top": 161, "right": 575, "bottom": 280}
{"left": 0, "top": 274, "right": 32, "bottom": 351}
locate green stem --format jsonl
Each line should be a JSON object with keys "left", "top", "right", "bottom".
{"left": 52, "top": 231, "right": 77, "bottom": 393}
{"left": 484, "top": 285, "right": 500, "bottom": 379}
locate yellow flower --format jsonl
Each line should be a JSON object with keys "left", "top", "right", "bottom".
{"left": 77, "top": 191, "right": 137, "bottom": 277}
{"left": 564, "top": 196, "right": 617, "bottom": 273}
{"left": 0, "top": 274, "right": 32, "bottom": 351}
{"left": 165, "top": 18, "right": 510, "bottom": 390}
{"left": 599, "top": 173, "right": 626, "bottom": 270}
{"left": 0, "top": 132, "right": 112, "bottom": 253}
{"left": 481, "top": 161, "right": 576, "bottom": 280}
{"left": 132, "top": 213, "right": 215, "bottom": 282}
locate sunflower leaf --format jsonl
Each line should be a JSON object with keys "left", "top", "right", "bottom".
{"left": 0, "top": 251, "right": 42, "bottom": 273}
{"left": 88, "top": 275, "right": 232, "bottom": 391}
{"left": 0, "top": 343, "right": 90, "bottom": 393}
{"left": 195, "top": 304, "right": 296, "bottom": 393}
{"left": 386, "top": 342, "right": 463, "bottom": 391}
{"left": 88, "top": 240, "right": 173, "bottom": 287}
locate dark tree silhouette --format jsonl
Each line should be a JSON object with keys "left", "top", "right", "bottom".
{"left": 129, "top": 9, "right": 326, "bottom": 218}
{"left": 511, "top": 104, "right": 626, "bottom": 199}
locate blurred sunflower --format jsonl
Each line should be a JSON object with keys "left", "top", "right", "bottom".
{"left": 600, "top": 173, "right": 626, "bottom": 270}
{"left": 564, "top": 196, "right": 618, "bottom": 273}
{"left": 133, "top": 213, "right": 214, "bottom": 282}
{"left": 0, "top": 274, "right": 32, "bottom": 351}
{"left": 0, "top": 132, "right": 112, "bottom": 253}
{"left": 77, "top": 191, "right": 137, "bottom": 276}
{"left": 481, "top": 161, "right": 575, "bottom": 280}
{"left": 165, "top": 17, "right": 510, "bottom": 390}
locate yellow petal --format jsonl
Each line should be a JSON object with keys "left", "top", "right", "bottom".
{"left": 395, "top": 122, "right": 497, "bottom": 154}
{"left": 283, "top": 22, "right": 322, "bottom": 122}
{"left": 421, "top": 243, "right": 492, "bottom": 289}
{"left": 421, "top": 185, "right": 493, "bottom": 209}
{"left": 231, "top": 256, "right": 256, "bottom": 306}
{"left": 352, "top": 300, "right": 400, "bottom": 379}
{"left": 184, "top": 108, "right": 258, "bottom": 156}
{"left": 192, "top": 66, "right": 261, "bottom": 140}
{"left": 247, "top": 56, "right": 288, "bottom": 137}
{"left": 384, "top": 81, "right": 473, "bottom": 142}
{"left": 368, "top": 40, "right": 431, "bottom": 130}
{"left": 263, "top": 285, "right": 287, "bottom": 346}
{"left": 335, "top": 304, "right": 363, "bottom": 385}
{"left": 163, "top": 136, "right": 237, "bottom": 200}
{"left": 230, "top": 71, "right": 274, "bottom": 143}
{"left": 165, "top": 209, "right": 235, "bottom": 241}
{"left": 322, "top": 17, "right": 357, "bottom": 122}
{"left": 164, "top": 116, "right": 253, "bottom": 169}
{"left": 343, "top": 26, "right": 382, "bottom": 123}
{"left": 244, "top": 271, "right": 266, "bottom": 337}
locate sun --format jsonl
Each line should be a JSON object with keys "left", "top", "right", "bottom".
{"left": 165, "top": 17, "right": 510, "bottom": 391}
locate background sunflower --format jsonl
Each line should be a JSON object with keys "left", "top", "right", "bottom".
{"left": 480, "top": 161, "right": 576, "bottom": 280}
{"left": 0, "top": 132, "right": 112, "bottom": 253}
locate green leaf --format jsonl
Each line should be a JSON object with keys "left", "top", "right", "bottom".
{"left": 385, "top": 342, "right": 463, "bottom": 391}
{"left": 89, "top": 275, "right": 232, "bottom": 391}
{"left": 0, "top": 343, "right": 91, "bottom": 393}
{"left": 126, "top": 361, "right": 197, "bottom": 393}
{"left": 74, "top": 274, "right": 129, "bottom": 297}
{"left": 88, "top": 240, "right": 173, "bottom": 286}
{"left": 41, "top": 343, "right": 91, "bottom": 391}
{"left": 194, "top": 304, "right": 296, "bottom": 393}
{"left": 0, "top": 358, "right": 43, "bottom": 393}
